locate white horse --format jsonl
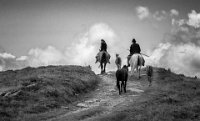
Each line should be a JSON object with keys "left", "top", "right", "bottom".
{"left": 129, "top": 53, "right": 145, "bottom": 79}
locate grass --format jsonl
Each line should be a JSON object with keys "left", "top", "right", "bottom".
{"left": 93, "top": 67, "right": 200, "bottom": 121}
{"left": 56, "top": 106, "right": 106, "bottom": 121}
{"left": 1, "top": 66, "right": 200, "bottom": 121}
{"left": 0, "top": 65, "right": 100, "bottom": 121}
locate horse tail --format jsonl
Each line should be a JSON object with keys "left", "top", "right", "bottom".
{"left": 138, "top": 54, "right": 145, "bottom": 66}
{"left": 137, "top": 54, "right": 140, "bottom": 66}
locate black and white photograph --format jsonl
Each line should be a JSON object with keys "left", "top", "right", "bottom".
{"left": 0, "top": 0, "right": 200, "bottom": 120}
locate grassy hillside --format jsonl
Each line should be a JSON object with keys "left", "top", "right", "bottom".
{"left": 94, "top": 68, "right": 200, "bottom": 121}
{"left": 0, "top": 65, "right": 100, "bottom": 121}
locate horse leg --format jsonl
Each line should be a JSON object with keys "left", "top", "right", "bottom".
{"left": 131, "top": 66, "right": 134, "bottom": 76}
{"left": 148, "top": 76, "right": 152, "bottom": 86}
{"left": 100, "top": 63, "right": 103, "bottom": 74}
{"left": 121, "top": 81, "right": 123, "bottom": 93}
{"left": 103, "top": 63, "right": 106, "bottom": 73}
{"left": 138, "top": 67, "right": 141, "bottom": 79}
{"left": 124, "top": 80, "right": 127, "bottom": 93}
{"left": 117, "top": 80, "right": 121, "bottom": 95}
{"left": 121, "top": 81, "right": 125, "bottom": 93}
{"left": 127, "top": 58, "right": 129, "bottom": 67}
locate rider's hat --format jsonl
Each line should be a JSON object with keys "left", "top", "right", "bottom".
{"left": 101, "top": 39, "right": 105, "bottom": 42}
{"left": 132, "top": 38, "right": 136, "bottom": 43}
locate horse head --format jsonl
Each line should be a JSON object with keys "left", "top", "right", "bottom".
{"left": 122, "top": 65, "right": 128, "bottom": 72}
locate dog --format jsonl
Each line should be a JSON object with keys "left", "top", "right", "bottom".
{"left": 146, "top": 65, "right": 153, "bottom": 86}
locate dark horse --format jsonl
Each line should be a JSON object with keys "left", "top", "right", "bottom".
{"left": 96, "top": 51, "right": 109, "bottom": 74}
{"left": 116, "top": 65, "right": 128, "bottom": 95}
{"left": 100, "top": 52, "right": 107, "bottom": 74}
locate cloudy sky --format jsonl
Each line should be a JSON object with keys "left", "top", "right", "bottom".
{"left": 0, "top": 0, "right": 200, "bottom": 76}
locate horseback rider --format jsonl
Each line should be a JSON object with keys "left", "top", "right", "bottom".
{"left": 95, "top": 39, "right": 110, "bottom": 63}
{"left": 127, "top": 38, "right": 141, "bottom": 66}
{"left": 130, "top": 38, "right": 141, "bottom": 55}
{"left": 100, "top": 39, "right": 107, "bottom": 52}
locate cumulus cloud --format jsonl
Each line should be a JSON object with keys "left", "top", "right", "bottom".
{"left": 136, "top": 6, "right": 150, "bottom": 20}
{"left": 88, "top": 23, "right": 117, "bottom": 44}
{"left": 0, "top": 23, "right": 119, "bottom": 73}
{"left": 0, "top": 46, "right": 68, "bottom": 71}
{"left": 171, "top": 19, "right": 186, "bottom": 26}
{"left": 0, "top": 52, "right": 27, "bottom": 71}
{"left": 153, "top": 10, "right": 167, "bottom": 21}
{"left": 65, "top": 23, "right": 120, "bottom": 73}
{"left": 170, "top": 9, "right": 179, "bottom": 16}
{"left": 147, "top": 22, "right": 200, "bottom": 77}
{"left": 0, "top": 53, "right": 15, "bottom": 59}
{"left": 136, "top": 6, "right": 177, "bottom": 22}
{"left": 148, "top": 43, "right": 200, "bottom": 76}
{"left": 187, "top": 10, "right": 200, "bottom": 28}
{"left": 65, "top": 32, "right": 95, "bottom": 65}
{"left": 28, "top": 46, "right": 67, "bottom": 67}
{"left": 146, "top": 43, "right": 171, "bottom": 66}
{"left": 172, "top": 10, "right": 200, "bottom": 29}
{"left": 16, "top": 56, "right": 28, "bottom": 61}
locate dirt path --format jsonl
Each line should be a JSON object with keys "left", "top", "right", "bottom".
{"left": 47, "top": 73, "right": 144, "bottom": 121}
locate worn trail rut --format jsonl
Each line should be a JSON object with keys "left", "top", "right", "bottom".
{"left": 48, "top": 74, "right": 144, "bottom": 121}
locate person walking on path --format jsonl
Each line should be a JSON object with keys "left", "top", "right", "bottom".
{"left": 115, "top": 54, "right": 122, "bottom": 70}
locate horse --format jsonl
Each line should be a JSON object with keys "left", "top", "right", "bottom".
{"left": 96, "top": 51, "right": 110, "bottom": 74}
{"left": 116, "top": 65, "right": 128, "bottom": 95}
{"left": 129, "top": 53, "right": 145, "bottom": 79}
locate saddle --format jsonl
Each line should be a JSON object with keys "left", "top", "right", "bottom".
{"left": 127, "top": 53, "right": 145, "bottom": 66}
{"left": 95, "top": 51, "right": 110, "bottom": 63}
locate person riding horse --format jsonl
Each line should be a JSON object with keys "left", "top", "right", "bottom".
{"left": 100, "top": 39, "right": 107, "bottom": 52}
{"left": 96, "top": 39, "right": 110, "bottom": 64}
{"left": 95, "top": 39, "right": 111, "bottom": 74}
{"left": 128, "top": 38, "right": 145, "bottom": 78}
{"left": 127, "top": 38, "right": 141, "bottom": 66}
